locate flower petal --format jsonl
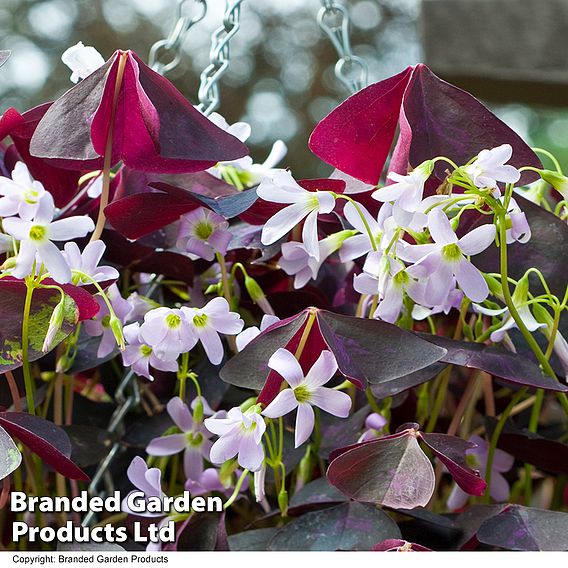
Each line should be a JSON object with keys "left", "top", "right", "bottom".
{"left": 261, "top": 201, "right": 310, "bottom": 245}
{"left": 458, "top": 224, "right": 496, "bottom": 256}
{"left": 237, "top": 434, "right": 264, "bottom": 471}
{"left": 262, "top": 389, "right": 298, "bottom": 418}
{"left": 294, "top": 403, "right": 314, "bottom": 448}
{"left": 304, "top": 350, "right": 338, "bottom": 387}
{"left": 428, "top": 208, "right": 458, "bottom": 245}
{"left": 453, "top": 258, "right": 489, "bottom": 302}
{"left": 48, "top": 216, "right": 94, "bottom": 241}
{"left": 167, "top": 397, "right": 193, "bottom": 432}
{"left": 267, "top": 348, "right": 304, "bottom": 388}
{"left": 310, "top": 387, "right": 351, "bottom": 418}
{"left": 301, "top": 209, "right": 320, "bottom": 261}
{"left": 37, "top": 240, "right": 71, "bottom": 283}
{"left": 198, "top": 325, "right": 224, "bottom": 365}
{"left": 146, "top": 433, "right": 187, "bottom": 456}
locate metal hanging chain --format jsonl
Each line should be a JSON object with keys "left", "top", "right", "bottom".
{"left": 148, "top": 0, "right": 208, "bottom": 75}
{"left": 317, "top": 0, "right": 368, "bottom": 94}
{"left": 197, "top": 0, "right": 245, "bottom": 116}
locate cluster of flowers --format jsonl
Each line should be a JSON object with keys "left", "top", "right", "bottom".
{"left": 5, "top": 42, "right": 568, "bottom": 542}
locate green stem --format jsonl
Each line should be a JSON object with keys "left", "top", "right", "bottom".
{"left": 224, "top": 469, "right": 249, "bottom": 510}
{"left": 21, "top": 280, "right": 36, "bottom": 415}
{"left": 334, "top": 194, "right": 377, "bottom": 252}
{"left": 483, "top": 388, "right": 527, "bottom": 504}
{"left": 523, "top": 388, "right": 544, "bottom": 504}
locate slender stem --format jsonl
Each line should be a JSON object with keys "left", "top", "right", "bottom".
{"left": 223, "top": 469, "right": 249, "bottom": 510}
{"left": 21, "top": 280, "right": 36, "bottom": 415}
{"left": 294, "top": 309, "right": 316, "bottom": 360}
{"left": 497, "top": 213, "right": 556, "bottom": 377}
{"left": 335, "top": 194, "right": 377, "bottom": 252}
{"left": 523, "top": 388, "right": 544, "bottom": 505}
{"left": 483, "top": 388, "right": 527, "bottom": 503}
{"left": 5, "top": 371, "right": 22, "bottom": 412}
{"left": 90, "top": 52, "right": 128, "bottom": 242}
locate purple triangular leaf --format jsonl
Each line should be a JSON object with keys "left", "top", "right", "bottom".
{"left": 0, "top": 413, "right": 89, "bottom": 481}
{"left": 420, "top": 432, "right": 487, "bottom": 496}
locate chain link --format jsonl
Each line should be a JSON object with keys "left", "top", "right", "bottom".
{"left": 317, "top": 0, "right": 368, "bottom": 94}
{"left": 149, "top": 0, "right": 208, "bottom": 75}
{"left": 197, "top": 0, "right": 245, "bottom": 116}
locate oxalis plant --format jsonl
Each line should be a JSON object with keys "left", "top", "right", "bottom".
{"left": 0, "top": 44, "right": 568, "bottom": 553}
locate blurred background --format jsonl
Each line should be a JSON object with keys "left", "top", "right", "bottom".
{"left": 0, "top": 0, "right": 567, "bottom": 178}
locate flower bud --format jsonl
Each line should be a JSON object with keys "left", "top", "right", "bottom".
{"left": 193, "top": 399, "right": 204, "bottom": 424}
{"left": 540, "top": 169, "right": 568, "bottom": 199}
{"left": 42, "top": 300, "right": 65, "bottom": 353}
{"left": 244, "top": 276, "right": 274, "bottom": 315}
{"left": 109, "top": 314, "right": 125, "bottom": 351}
{"left": 278, "top": 488, "right": 288, "bottom": 517}
{"left": 254, "top": 463, "right": 266, "bottom": 503}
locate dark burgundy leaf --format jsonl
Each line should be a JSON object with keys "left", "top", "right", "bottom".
{"left": 268, "top": 503, "right": 401, "bottom": 551}
{"left": 392, "top": 65, "right": 540, "bottom": 184}
{"left": 487, "top": 418, "right": 568, "bottom": 475}
{"left": 0, "top": 104, "right": 84, "bottom": 206}
{"left": 289, "top": 477, "right": 348, "bottom": 509}
{"left": 327, "top": 430, "right": 435, "bottom": 508}
{"left": 309, "top": 64, "right": 540, "bottom": 186}
{"left": 309, "top": 67, "right": 412, "bottom": 185}
{"left": 0, "top": 278, "right": 98, "bottom": 373}
{"left": 220, "top": 311, "right": 309, "bottom": 390}
{"left": 228, "top": 528, "right": 278, "bottom": 551}
{"left": 316, "top": 310, "right": 447, "bottom": 388}
{"left": 165, "top": 512, "right": 226, "bottom": 551}
{"left": 421, "top": 334, "right": 568, "bottom": 392}
{"left": 421, "top": 433, "right": 486, "bottom": 496}
{"left": 318, "top": 405, "right": 369, "bottom": 460}
{"left": 30, "top": 51, "right": 248, "bottom": 173}
{"left": 370, "top": 362, "right": 446, "bottom": 398}
{"left": 477, "top": 505, "right": 568, "bottom": 551}
{"left": 0, "top": 413, "right": 89, "bottom": 481}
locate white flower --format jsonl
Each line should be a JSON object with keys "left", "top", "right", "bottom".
{"left": 121, "top": 323, "right": 179, "bottom": 381}
{"left": 354, "top": 252, "right": 423, "bottom": 323}
{"left": 279, "top": 231, "right": 352, "bottom": 289}
{"left": 63, "top": 240, "right": 119, "bottom": 285}
{"left": 139, "top": 307, "right": 196, "bottom": 360}
{"left": 503, "top": 196, "right": 530, "bottom": 244}
{"left": 339, "top": 201, "right": 394, "bottom": 262}
{"left": 236, "top": 314, "right": 280, "bottom": 352}
{"left": 258, "top": 170, "right": 335, "bottom": 260}
{"left": 399, "top": 208, "right": 496, "bottom": 304}
{"left": 205, "top": 406, "right": 266, "bottom": 472}
{"left": 371, "top": 162, "right": 433, "bottom": 228}
{"left": 0, "top": 162, "right": 48, "bottom": 221}
{"left": 464, "top": 144, "right": 520, "bottom": 189}
{"left": 3, "top": 194, "right": 94, "bottom": 283}
{"left": 176, "top": 207, "right": 232, "bottom": 261}
{"left": 83, "top": 284, "right": 131, "bottom": 358}
{"left": 206, "top": 113, "right": 287, "bottom": 186}
{"left": 181, "top": 297, "right": 244, "bottom": 365}
{"left": 262, "top": 349, "right": 352, "bottom": 448}
{"left": 61, "top": 42, "right": 105, "bottom": 83}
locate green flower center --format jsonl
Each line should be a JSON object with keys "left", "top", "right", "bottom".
{"left": 101, "top": 315, "right": 111, "bottom": 328}
{"left": 24, "top": 188, "right": 39, "bottom": 204}
{"left": 29, "top": 225, "right": 46, "bottom": 242}
{"left": 442, "top": 243, "right": 462, "bottom": 262}
{"left": 140, "top": 344, "right": 153, "bottom": 357}
{"left": 187, "top": 432, "right": 203, "bottom": 447}
{"left": 165, "top": 313, "right": 181, "bottom": 329}
{"left": 193, "top": 313, "right": 208, "bottom": 328}
{"left": 294, "top": 384, "right": 311, "bottom": 404}
{"left": 393, "top": 270, "right": 409, "bottom": 286}
{"left": 194, "top": 221, "right": 213, "bottom": 241}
